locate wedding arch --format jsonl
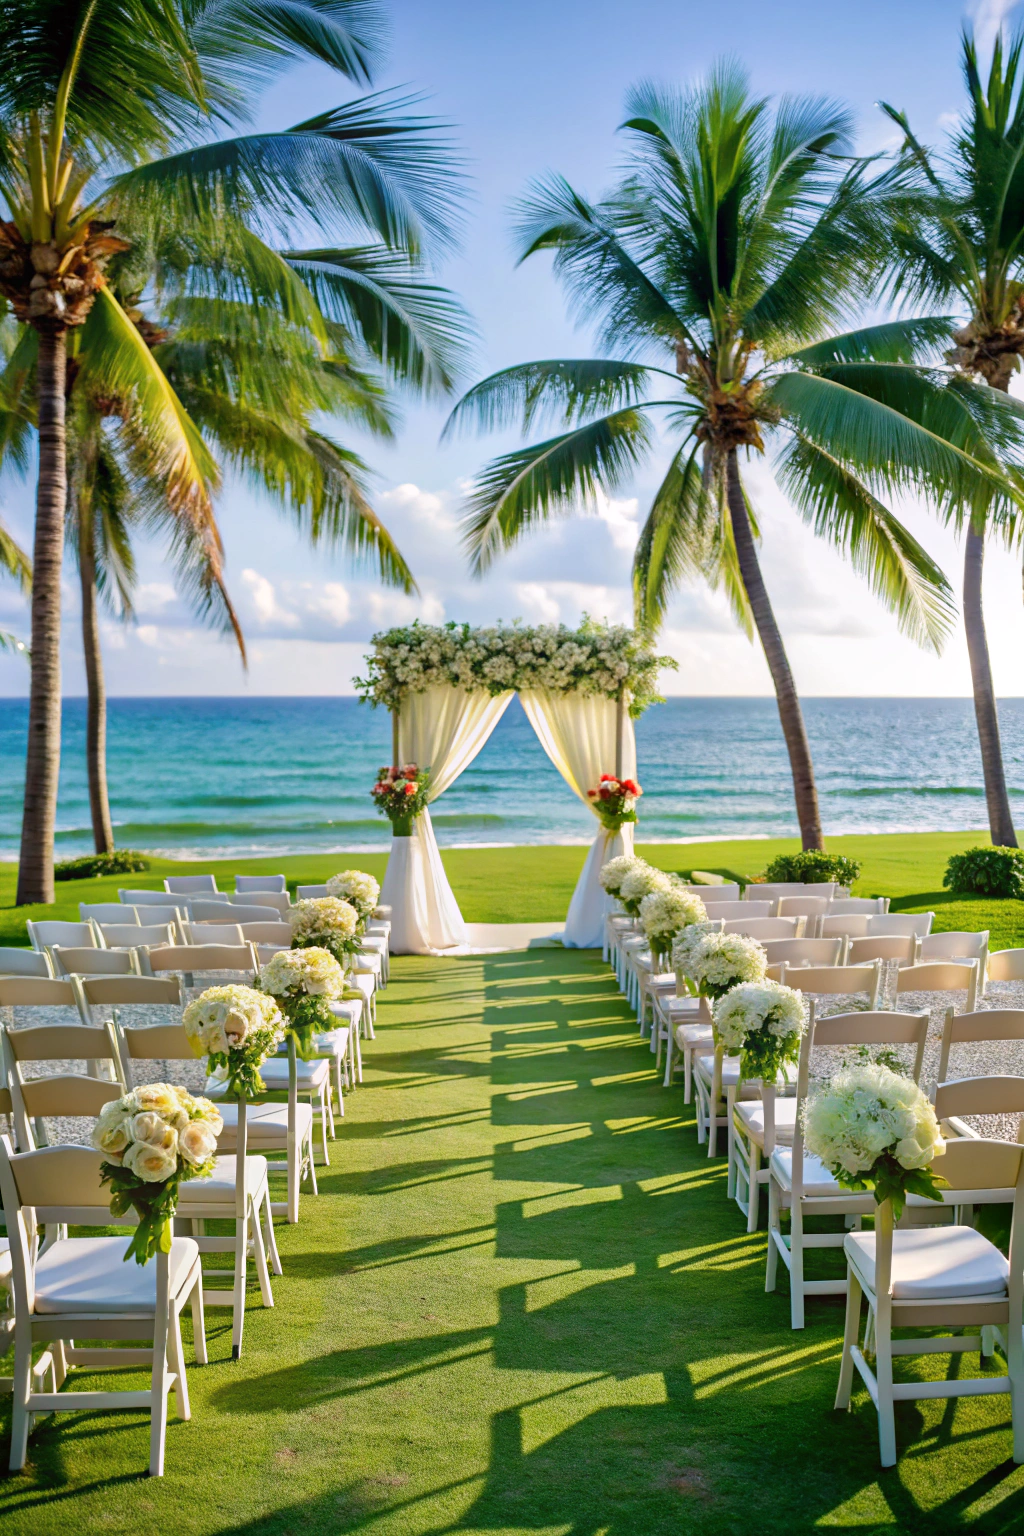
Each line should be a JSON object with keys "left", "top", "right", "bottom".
{"left": 355, "top": 620, "right": 670, "bottom": 955}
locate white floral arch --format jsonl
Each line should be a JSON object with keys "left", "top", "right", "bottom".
{"left": 356, "top": 621, "right": 670, "bottom": 955}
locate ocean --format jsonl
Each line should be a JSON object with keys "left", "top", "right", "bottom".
{"left": 0, "top": 695, "right": 1021, "bottom": 860}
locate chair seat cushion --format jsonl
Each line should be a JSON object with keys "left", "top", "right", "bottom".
{"left": 694, "top": 1054, "right": 761, "bottom": 1099}
{"left": 769, "top": 1147, "right": 842, "bottom": 1197}
{"left": 33, "top": 1236, "right": 199, "bottom": 1314}
{"left": 175, "top": 1154, "right": 268, "bottom": 1202}
{"left": 328, "top": 999, "right": 362, "bottom": 1026}
{"left": 274, "top": 1027, "right": 349, "bottom": 1059}
{"left": 733, "top": 1097, "right": 799, "bottom": 1145}
{"left": 675, "top": 1022, "right": 713, "bottom": 1050}
{"left": 213, "top": 1101, "right": 313, "bottom": 1147}
{"left": 360, "top": 936, "right": 388, "bottom": 953}
{"left": 250, "top": 1056, "right": 330, "bottom": 1091}
{"left": 845, "top": 1226, "right": 1009, "bottom": 1300}
{"left": 347, "top": 974, "right": 375, "bottom": 1000}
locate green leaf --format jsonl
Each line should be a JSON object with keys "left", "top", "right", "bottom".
{"left": 444, "top": 359, "right": 655, "bottom": 440}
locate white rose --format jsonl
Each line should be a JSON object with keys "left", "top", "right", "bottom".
{"left": 130, "top": 1112, "right": 177, "bottom": 1151}
{"left": 124, "top": 1141, "right": 178, "bottom": 1184}
{"left": 134, "top": 1084, "right": 180, "bottom": 1116}
{"left": 179, "top": 1120, "right": 219, "bottom": 1167}
{"left": 93, "top": 1115, "right": 132, "bottom": 1157}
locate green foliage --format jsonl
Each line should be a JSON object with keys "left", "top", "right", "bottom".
{"left": 944, "top": 845, "right": 1024, "bottom": 898}
{"left": 762, "top": 849, "right": 861, "bottom": 885}
{"left": 54, "top": 849, "right": 150, "bottom": 881}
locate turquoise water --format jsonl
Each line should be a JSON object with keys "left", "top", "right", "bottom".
{"left": 0, "top": 695, "right": 1022, "bottom": 859}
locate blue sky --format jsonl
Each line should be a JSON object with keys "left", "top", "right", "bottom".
{"left": 2, "top": 0, "right": 1024, "bottom": 697}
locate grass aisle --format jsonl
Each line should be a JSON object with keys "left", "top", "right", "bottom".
{"left": 2, "top": 948, "right": 1022, "bottom": 1533}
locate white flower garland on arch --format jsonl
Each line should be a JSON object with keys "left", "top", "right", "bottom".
{"left": 356, "top": 622, "right": 672, "bottom": 955}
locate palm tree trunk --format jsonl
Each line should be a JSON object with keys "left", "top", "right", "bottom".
{"left": 726, "top": 450, "right": 824, "bottom": 850}
{"left": 78, "top": 508, "right": 114, "bottom": 854}
{"left": 16, "top": 331, "right": 67, "bottom": 905}
{"left": 963, "top": 523, "right": 1017, "bottom": 846}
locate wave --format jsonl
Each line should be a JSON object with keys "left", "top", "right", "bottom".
{"left": 831, "top": 785, "right": 1000, "bottom": 799}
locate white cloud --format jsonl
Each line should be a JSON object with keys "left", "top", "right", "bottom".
{"left": 134, "top": 582, "right": 178, "bottom": 615}
{"left": 969, "top": 0, "right": 1022, "bottom": 56}
{"left": 593, "top": 488, "right": 640, "bottom": 553}
{"left": 242, "top": 568, "right": 300, "bottom": 629}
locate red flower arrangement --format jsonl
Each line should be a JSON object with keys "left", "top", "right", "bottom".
{"left": 371, "top": 763, "right": 431, "bottom": 835}
{"left": 586, "top": 773, "right": 642, "bottom": 831}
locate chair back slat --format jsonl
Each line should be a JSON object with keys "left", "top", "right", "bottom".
{"left": 721, "top": 916, "right": 804, "bottom": 940}
{"left": 935, "top": 1075, "right": 1024, "bottom": 1121}
{"left": 19, "top": 1076, "right": 121, "bottom": 1119}
{"left": 794, "top": 962, "right": 881, "bottom": 998}
{"left": 165, "top": 875, "right": 218, "bottom": 894}
{"left": 26, "top": 920, "right": 98, "bottom": 952}
{"left": 761, "top": 938, "right": 843, "bottom": 967}
{"left": 235, "top": 874, "right": 287, "bottom": 893}
{"left": 933, "top": 1134, "right": 1024, "bottom": 1192}
{"left": 185, "top": 922, "right": 244, "bottom": 946}
{"left": 988, "top": 948, "right": 1024, "bottom": 984}
{"left": 3, "top": 1022, "right": 115, "bottom": 1060}
{"left": 78, "top": 975, "right": 181, "bottom": 1006}
{"left": 99, "top": 922, "right": 174, "bottom": 948}
{"left": 0, "top": 948, "right": 52, "bottom": 978}
{"left": 120, "top": 1022, "right": 194, "bottom": 1060}
{"left": 867, "top": 913, "right": 934, "bottom": 937}
{"left": 147, "top": 943, "right": 257, "bottom": 974}
{"left": 52, "top": 946, "right": 136, "bottom": 977}
{"left": 846, "top": 935, "right": 917, "bottom": 965}
{"left": 239, "top": 922, "right": 293, "bottom": 946}
{"left": 0, "top": 977, "right": 77, "bottom": 1007}
{"left": 6, "top": 1143, "right": 108, "bottom": 1208}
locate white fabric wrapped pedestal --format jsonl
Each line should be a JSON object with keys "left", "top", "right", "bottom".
{"left": 381, "top": 685, "right": 514, "bottom": 954}
{"left": 518, "top": 689, "right": 638, "bottom": 948}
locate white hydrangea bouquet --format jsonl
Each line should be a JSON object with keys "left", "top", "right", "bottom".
{"left": 94, "top": 1084, "right": 222, "bottom": 1265}
{"left": 618, "top": 861, "right": 671, "bottom": 918}
{"left": 803, "top": 1061, "right": 947, "bottom": 1218}
{"left": 599, "top": 854, "right": 642, "bottom": 900}
{"left": 685, "top": 930, "right": 767, "bottom": 1000}
{"left": 326, "top": 869, "right": 380, "bottom": 923}
{"left": 640, "top": 886, "right": 707, "bottom": 963}
{"left": 182, "top": 983, "right": 285, "bottom": 1098}
{"left": 713, "top": 981, "right": 805, "bottom": 1082}
{"left": 257, "top": 946, "right": 345, "bottom": 1058}
{"left": 290, "top": 895, "right": 360, "bottom": 967}
{"left": 672, "top": 920, "right": 720, "bottom": 984}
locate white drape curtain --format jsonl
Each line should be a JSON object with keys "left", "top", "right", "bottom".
{"left": 518, "top": 689, "right": 637, "bottom": 947}
{"left": 380, "top": 685, "right": 514, "bottom": 954}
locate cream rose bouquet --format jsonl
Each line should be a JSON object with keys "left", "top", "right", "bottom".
{"left": 182, "top": 984, "right": 285, "bottom": 1098}
{"left": 325, "top": 869, "right": 380, "bottom": 923}
{"left": 94, "top": 1084, "right": 222, "bottom": 1265}
{"left": 599, "top": 853, "right": 642, "bottom": 900}
{"left": 257, "top": 946, "right": 345, "bottom": 1058}
{"left": 686, "top": 930, "right": 767, "bottom": 1000}
{"left": 803, "top": 1061, "right": 947, "bottom": 1218}
{"left": 290, "top": 895, "right": 360, "bottom": 967}
{"left": 618, "top": 862, "right": 671, "bottom": 918}
{"left": 713, "top": 981, "right": 806, "bottom": 1083}
{"left": 640, "top": 886, "right": 707, "bottom": 964}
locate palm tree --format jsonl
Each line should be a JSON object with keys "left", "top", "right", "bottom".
{"left": 0, "top": 0, "right": 463, "bottom": 903}
{"left": 446, "top": 68, "right": 1024, "bottom": 849}
{"left": 879, "top": 30, "right": 1024, "bottom": 847}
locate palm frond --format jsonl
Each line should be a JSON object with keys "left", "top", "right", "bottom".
{"left": 461, "top": 408, "right": 654, "bottom": 575}
{"left": 775, "top": 430, "right": 957, "bottom": 651}
{"left": 443, "top": 358, "right": 656, "bottom": 440}
{"left": 785, "top": 317, "right": 958, "bottom": 367}
{"left": 632, "top": 440, "right": 731, "bottom": 631}
{"left": 191, "top": 0, "right": 385, "bottom": 94}
{"left": 0, "top": 514, "right": 30, "bottom": 592}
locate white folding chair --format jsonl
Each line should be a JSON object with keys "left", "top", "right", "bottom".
{"left": 98, "top": 922, "right": 175, "bottom": 956}
{"left": 722, "top": 916, "right": 806, "bottom": 940}
{"left": 191, "top": 900, "right": 266, "bottom": 924}
{"left": 827, "top": 897, "right": 890, "bottom": 915}
{"left": 147, "top": 941, "right": 259, "bottom": 992}
{"left": 846, "top": 935, "right": 919, "bottom": 968}
{"left": 936, "top": 1009, "right": 1024, "bottom": 1118}
{"left": 776, "top": 897, "right": 831, "bottom": 937}
{"left": 0, "top": 949, "right": 52, "bottom": 979}
{"left": 51, "top": 946, "right": 139, "bottom": 978}
{"left": 868, "top": 912, "right": 935, "bottom": 938}
{"left": 239, "top": 922, "right": 294, "bottom": 949}
{"left": 989, "top": 949, "right": 1024, "bottom": 987}
{"left": 80, "top": 902, "right": 143, "bottom": 923}
{"left": 765, "top": 1005, "right": 929, "bottom": 1323}
{"left": 920, "top": 930, "right": 990, "bottom": 992}
{"left": 165, "top": 875, "right": 219, "bottom": 895}
{"left": 235, "top": 875, "right": 287, "bottom": 894}
{"left": 295, "top": 884, "right": 330, "bottom": 899}
{"left": 228, "top": 892, "right": 290, "bottom": 918}
{"left": 0, "top": 1138, "right": 206, "bottom": 1476}
{"left": 835, "top": 1129, "right": 1024, "bottom": 1467}
{"left": 2, "top": 1020, "right": 128, "bottom": 1151}
{"left": 761, "top": 938, "right": 844, "bottom": 968}
{"left": 185, "top": 922, "right": 246, "bottom": 946}
{"left": 820, "top": 914, "right": 871, "bottom": 940}
{"left": 894, "top": 958, "right": 980, "bottom": 1016}
{"left": 26, "top": 921, "right": 99, "bottom": 955}
{"left": 113, "top": 1004, "right": 279, "bottom": 1359}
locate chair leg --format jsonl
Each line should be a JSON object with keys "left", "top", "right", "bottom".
{"left": 765, "top": 1183, "right": 780, "bottom": 1291}
{"left": 149, "top": 1305, "right": 171, "bottom": 1477}
{"left": 746, "top": 1144, "right": 762, "bottom": 1233}
{"left": 251, "top": 1200, "right": 274, "bottom": 1307}
{"left": 231, "top": 1211, "right": 248, "bottom": 1361}
{"left": 263, "top": 1188, "right": 283, "bottom": 1275}
{"left": 169, "top": 1307, "right": 190, "bottom": 1420}
{"left": 875, "top": 1321, "right": 897, "bottom": 1468}
{"left": 305, "top": 1130, "right": 319, "bottom": 1195}
{"left": 790, "top": 1208, "right": 806, "bottom": 1330}
{"left": 663, "top": 1033, "right": 675, "bottom": 1088}
{"left": 683, "top": 1047, "right": 693, "bottom": 1104}
{"left": 320, "top": 1090, "right": 331, "bottom": 1165}
{"left": 190, "top": 1272, "right": 207, "bottom": 1366}
{"left": 288, "top": 1131, "right": 300, "bottom": 1223}
{"left": 834, "top": 1270, "right": 861, "bottom": 1410}
{"left": 1007, "top": 1293, "right": 1024, "bottom": 1463}
{"left": 9, "top": 1332, "right": 32, "bottom": 1470}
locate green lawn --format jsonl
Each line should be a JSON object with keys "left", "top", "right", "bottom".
{"left": 1, "top": 946, "right": 1018, "bottom": 1533}
{"left": 4, "top": 828, "right": 1024, "bottom": 948}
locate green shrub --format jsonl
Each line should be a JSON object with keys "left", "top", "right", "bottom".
{"left": 54, "top": 849, "right": 151, "bottom": 882}
{"left": 761, "top": 850, "right": 861, "bottom": 886}
{"left": 944, "top": 845, "right": 1024, "bottom": 899}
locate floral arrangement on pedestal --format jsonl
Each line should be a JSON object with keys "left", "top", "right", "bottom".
{"left": 639, "top": 886, "right": 707, "bottom": 964}
{"left": 713, "top": 981, "right": 806, "bottom": 1082}
{"left": 371, "top": 764, "right": 430, "bottom": 835}
{"left": 355, "top": 619, "right": 673, "bottom": 716}
{"left": 803, "top": 1061, "right": 946, "bottom": 1217}
{"left": 587, "top": 774, "right": 642, "bottom": 830}
{"left": 290, "top": 896, "right": 361, "bottom": 966}
{"left": 599, "top": 854, "right": 643, "bottom": 899}
{"left": 182, "top": 984, "right": 285, "bottom": 1098}
{"left": 94, "top": 1084, "right": 222, "bottom": 1265}
{"left": 326, "top": 869, "right": 380, "bottom": 920}
{"left": 618, "top": 861, "right": 672, "bottom": 918}
{"left": 257, "top": 946, "right": 345, "bottom": 1058}
{"left": 683, "top": 930, "right": 767, "bottom": 1000}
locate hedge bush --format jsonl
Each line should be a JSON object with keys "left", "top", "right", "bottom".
{"left": 54, "top": 850, "right": 151, "bottom": 882}
{"left": 761, "top": 850, "right": 861, "bottom": 886}
{"left": 944, "top": 845, "right": 1024, "bottom": 899}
